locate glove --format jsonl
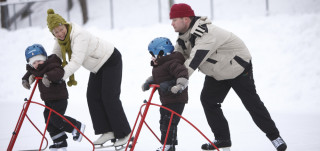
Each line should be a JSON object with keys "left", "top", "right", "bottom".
{"left": 159, "top": 80, "right": 176, "bottom": 93}
{"left": 170, "top": 77, "right": 188, "bottom": 94}
{"left": 28, "top": 74, "right": 35, "bottom": 85}
{"left": 142, "top": 76, "right": 154, "bottom": 91}
{"left": 22, "top": 74, "right": 36, "bottom": 90}
{"left": 22, "top": 80, "right": 30, "bottom": 90}
{"left": 42, "top": 74, "right": 51, "bottom": 87}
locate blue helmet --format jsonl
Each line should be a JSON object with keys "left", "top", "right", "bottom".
{"left": 148, "top": 37, "right": 174, "bottom": 57}
{"left": 25, "top": 44, "right": 47, "bottom": 62}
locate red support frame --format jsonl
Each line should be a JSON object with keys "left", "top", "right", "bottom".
{"left": 125, "top": 84, "right": 220, "bottom": 151}
{"left": 7, "top": 77, "right": 95, "bottom": 151}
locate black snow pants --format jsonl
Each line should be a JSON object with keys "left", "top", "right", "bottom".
{"left": 44, "top": 99, "right": 79, "bottom": 143}
{"left": 87, "top": 48, "right": 131, "bottom": 138}
{"left": 200, "top": 63, "right": 280, "bottom": 141}
{"left": 160, "top": 103, "right": 185, "bottom": 145}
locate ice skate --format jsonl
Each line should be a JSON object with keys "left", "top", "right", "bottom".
{"left": 156, "top": 144, "right": 175, "bottom": 151}
{"left": 49, "top": 140, "right": 67, "bottom": 151}
{"left": 72, "top": 122, "right": 86, "bottom": 142}
{"left": 271, "top": 137, "right": 287, "bottom": 151}
{"left": 201, "top": 139, "right": 231, "bottom": 151}
{"left": 114, "top": 133, "right": 131, "bottom": 147}
{"left": 93, "top": 132, "right": 115, "bottom": 146}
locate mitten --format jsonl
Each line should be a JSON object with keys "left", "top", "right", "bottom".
{"left": 22, "top": 80, "right": 30, "bottom": 90}
{"left": 142, "top": 76, "right": 154, "bottom": 91}
{"left": 159, "top": 80, "right": 176, "bottom": 93}
{"left": 42, "top": 74, "right": 51, "bottom": 87}
{"left": 28, "top": 74, "right": 35, "bottom": 85}
{"left": 171, "top": 77, "right": 188, "bottom": 94}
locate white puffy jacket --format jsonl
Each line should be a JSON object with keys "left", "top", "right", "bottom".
{"left": 52, "top": 23, "right": 114, "bottom": 80}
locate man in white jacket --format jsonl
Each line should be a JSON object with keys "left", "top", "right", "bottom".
{"left": 169, "top": 3, "right": 287, "bottom": 151}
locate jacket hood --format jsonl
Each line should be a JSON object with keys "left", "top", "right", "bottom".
{"left": 26, "top": 54, "right": 62, "bottom": 77}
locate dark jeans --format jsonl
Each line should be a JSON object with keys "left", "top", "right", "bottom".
{"left": 160, "top": 103, "right": 185, "bottom": 145}
{"left": 44, "top": 99, "right": 78, "bottom": 142}
{"left": 200, "top": 65, "right": 280, "bottom": 140}
{"left": 87, "top": 48, "right": 131, "bottom": 138}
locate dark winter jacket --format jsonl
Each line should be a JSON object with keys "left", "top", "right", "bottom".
{"left": 152, "top": 52, "right": 188, "bottom": 105}
{"left": 22, "top": 54, "right": 68, "bottom": 101}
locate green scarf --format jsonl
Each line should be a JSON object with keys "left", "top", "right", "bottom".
{"left": 58, "top": 24, "right": 77, "bottom": 87}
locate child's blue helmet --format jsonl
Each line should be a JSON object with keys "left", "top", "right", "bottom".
{"left": 25, "top": 44, "right": 47, "bottom": 62}
{"left": 148, "top": 37, "right": 174, "bottom": 57}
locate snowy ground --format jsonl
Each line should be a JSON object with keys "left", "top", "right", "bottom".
{"left": 1, "top": 0, "right": 320, "bottom": 150}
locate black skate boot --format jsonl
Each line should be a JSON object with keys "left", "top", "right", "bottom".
{"left": 49, "top": 140, "right": 67, "bottom": 151}
{"left": 201, "top": 139, "right": 231, "bottom": 151}
{"left": 271, "top": 137, "right": 287, "bottom": 151}
{"left": 72, "top": 121, "right": 86, "bottom": 142}
{"left": 156, "top": 144, "right": 175, "bottom": 151}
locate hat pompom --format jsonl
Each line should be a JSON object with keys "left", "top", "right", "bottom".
{"left": 47, "top": 9, "right": 54, "bottom": 15}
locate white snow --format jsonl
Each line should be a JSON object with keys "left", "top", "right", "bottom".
{"left": 1, "top": 0, "right": 320, "bottom": 150}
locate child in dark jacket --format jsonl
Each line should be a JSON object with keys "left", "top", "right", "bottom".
{"left": 142, "top": 37, "right": 189, "bottom": 151}
{"left": 22, "top": 44, "right": 85, "bottom": 151}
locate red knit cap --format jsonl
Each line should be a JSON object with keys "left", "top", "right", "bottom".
{"left": 170, "top": 3, "right": 195, "bottom": 19}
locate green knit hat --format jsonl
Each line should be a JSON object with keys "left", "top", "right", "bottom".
{"left": 47, "top": 9, "right": 67, "bottom": 31}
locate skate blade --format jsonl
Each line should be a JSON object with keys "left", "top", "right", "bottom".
{"left": 49, "top": 147, "right": 67, "bottom": 151}
{"left": 222, "top": 147, "right": 231, "bottom": 151}
{"left": 95, "top": 144, "right": 125, "bottom": 150}
{"left": 93, "top": 138, "right": 116, "bottom": 145}
{"left": 202, "top": 147, "right": 231, "bottom": 151}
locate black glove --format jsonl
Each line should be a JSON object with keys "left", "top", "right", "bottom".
{"left": 142, "top": 76, "right": 154, "bottom": 91}
{"left": 159, "top": 80, "right": 176, "bottom": 93}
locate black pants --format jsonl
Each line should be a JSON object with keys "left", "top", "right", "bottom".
{"left": 87, "top": 48, "right": 131, "bottom": 138}
{"left": 160, "top": 103, "right": 185, "bottom": 145}
{"left": 200, "top": 64, "right": 280, "bottom": 140}
{"left": 44, "top": 99, "right": 78, "bottom": 143}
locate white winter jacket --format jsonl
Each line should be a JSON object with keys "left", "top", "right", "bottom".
{"left": 175, "top": 16, "right": 252, "bottom": 81}
{"left": 52, "top": 23, "right": 114, "bottom": 80}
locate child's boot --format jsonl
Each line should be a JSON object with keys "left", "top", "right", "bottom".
{"left": 49, "top": 139, "right": 67, "bottom": 151}
{"left": 271, "top": 136, "right": 287, "bottom": 151}
{"left": 72, "top": 121, "right": 86, "bottom": 142}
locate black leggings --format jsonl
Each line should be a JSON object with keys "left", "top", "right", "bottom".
{"left": 87, "top": 48, "right": 131, "bottom": 138}
{"left": 159, "top": 103, "right": 185, "bottom": 145}
{"left": 44, "top": 99, "right": 78, "bottom": 142}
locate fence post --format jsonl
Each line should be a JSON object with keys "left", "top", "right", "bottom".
{"left": 110, "top": 0, "right": 114, "bottom": 29}
{"left": 266, "top": 0, "right": 269, "bottom": 16}
{"left": 13, "top": 4, "right": 16, "bottom": 29}
{"left": 158, "top": 0, "right": 161, "bottom": 23}
{"left": 210, "top": 0, "right": 214, "bottom": 20}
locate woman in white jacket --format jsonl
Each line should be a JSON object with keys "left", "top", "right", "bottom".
{"left": 46, "top": 9, "right": 131, "bottom": 147}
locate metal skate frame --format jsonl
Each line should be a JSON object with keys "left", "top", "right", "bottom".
{"left": 7, "top": 77, "right": 95, "bottom": 151}
{"left": 125, "top": 84, "right": 220, "bottom": 151}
